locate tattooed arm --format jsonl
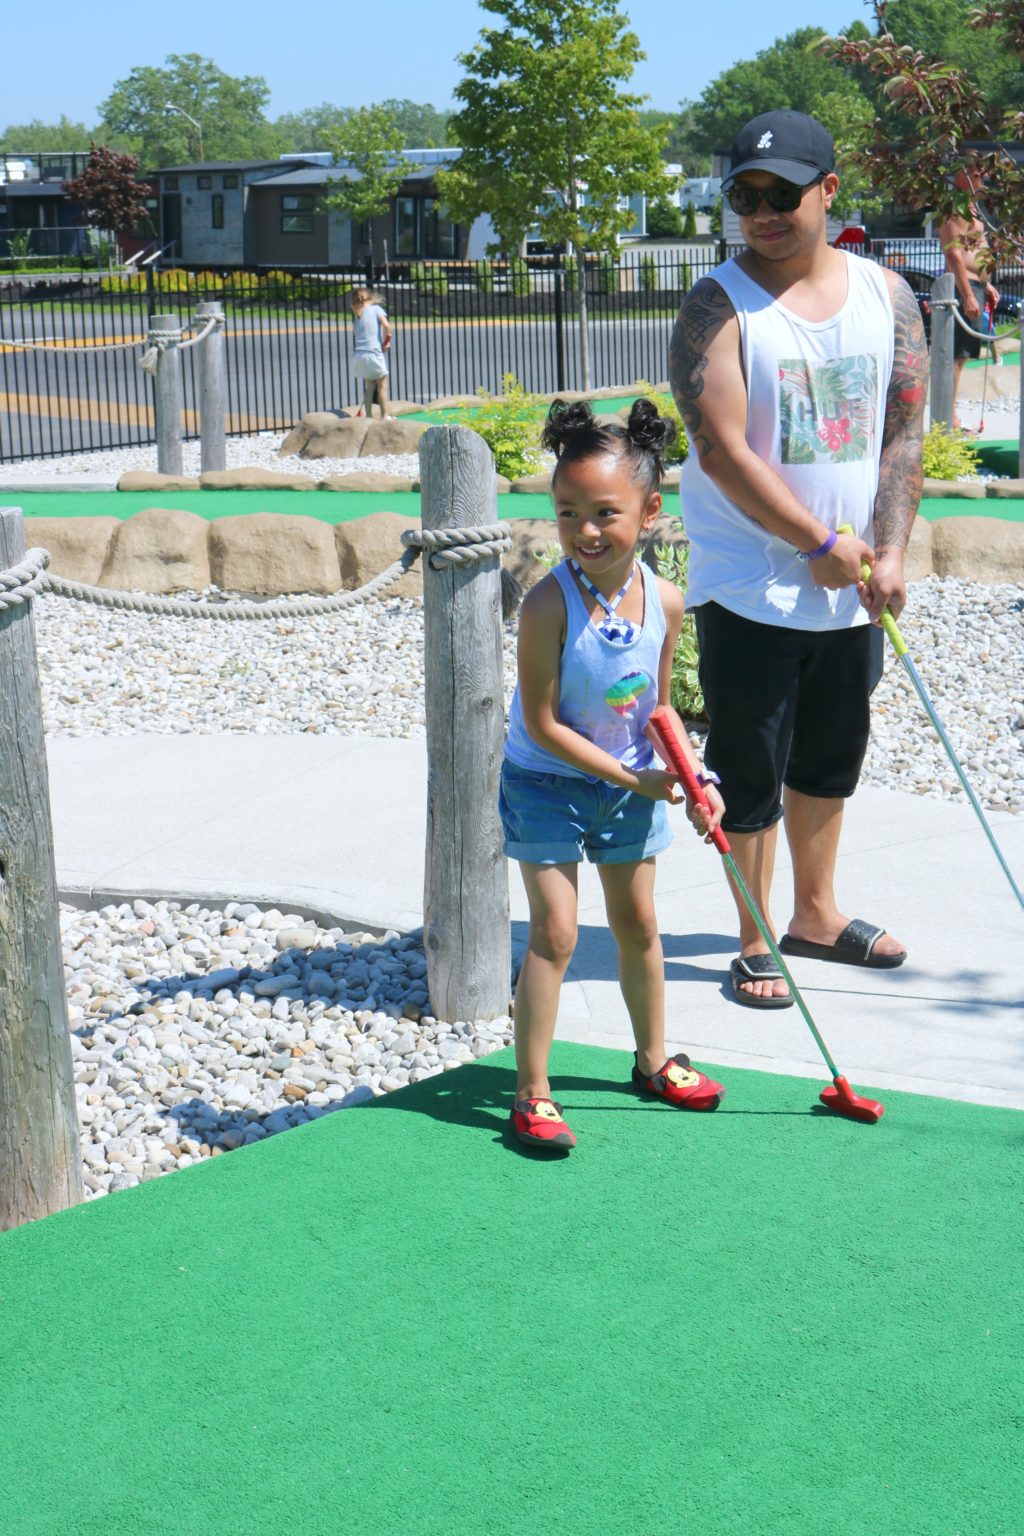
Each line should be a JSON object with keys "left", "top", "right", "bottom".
{"left": 863, "top": 271, "right": 927, "bottom": 622}
{"left": 669, "top": 278, "right": 872, "bottom": 587}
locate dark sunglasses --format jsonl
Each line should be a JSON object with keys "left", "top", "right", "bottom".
{"left": 726, "top": 172, "right": 826, "bottom": 217}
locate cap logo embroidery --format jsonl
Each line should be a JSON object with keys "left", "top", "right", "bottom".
{"left": 757, "top": 131, "right": 773, "bottom": 149}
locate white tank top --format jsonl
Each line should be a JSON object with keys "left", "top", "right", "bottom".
{"left": 680, "top": 251, "right": 894, "bottom": 630}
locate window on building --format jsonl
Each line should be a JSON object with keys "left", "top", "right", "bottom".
{"left": 422, "top": 197, "right": 457, "bottom": 258}
{"left": 281, "top": 194, "right": 314, "bottom": 212}
{"left": 222, "top": 174, "right": 239, "bottom": 189}
{"left": 197, "top": 174, "right": 212, "bottom": 190}
{"left": 164, "top": 177, "right": 179, "bottom": 190}
{"left": 282, "top": 215, "right": 314, "bottom": 234}
{"left": 212, "top": 194, "right": 224, "bottom": 229}
{"left": 395, "top": 196, "right": 416, "bottom": 256}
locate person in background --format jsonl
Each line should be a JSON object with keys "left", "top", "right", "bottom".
{"left": 349, "top": 287, "right": 393, "bottom": 418}
{"left": 937, "top": 167, "right": 1001, "bottom": 431}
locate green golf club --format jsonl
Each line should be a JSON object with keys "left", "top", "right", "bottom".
{"left": 841, "top": 523, "right": 1023, "bottom": 913}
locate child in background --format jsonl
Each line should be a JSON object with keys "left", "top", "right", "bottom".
{"left": 500, "top": 398, "right": 726, "bottom": 1153}
{"left": 349, "top": 287, "right": 392, "bottom": 418}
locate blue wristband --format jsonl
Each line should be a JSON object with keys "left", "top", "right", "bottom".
{"left": 799, "top": 530, "right": 838, "bottom": 563}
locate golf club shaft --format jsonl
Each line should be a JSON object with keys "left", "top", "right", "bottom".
{"left": 645, "top": 710, "right": 842, "bottom": 1081}
{"left": 841, "top": 525, "right": 1024, "bottom": 912}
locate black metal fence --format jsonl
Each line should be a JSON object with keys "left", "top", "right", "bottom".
{"left": 7, "top": 238, "right": 1009, "bottom": 464}
{"left": 1, "top": 248, "right": 748, "bottom": 462}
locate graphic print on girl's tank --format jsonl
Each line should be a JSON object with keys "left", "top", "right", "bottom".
{"left": 778, "top": 355, "right": 878, "bottom": 466}
{"left": 605, "top": 671, "right": 653, "bottom": 716}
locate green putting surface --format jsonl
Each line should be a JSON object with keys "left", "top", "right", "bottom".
{"left": 400, "top": 392, "right": 641, "bottom": 423}
{"left": 1, "top": 1042, "right": 1020, "bottom": 1536}
{"left": 12, "top": 487, "right": 1024, "bottom": 525}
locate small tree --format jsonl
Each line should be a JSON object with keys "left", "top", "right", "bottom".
{"left": 682, "top": 201, "right": 698, "bottom": 237}
{"left": 64, "top": 145, "right": 148, "bottom": 265}
{"left": 647, "top": 194, "right": 684, "bottom": 237}
{"left": 439, "top": 0, "right": 670, "bottom": 390}
{"left": 320, "top": 106, "right": 412, "bottom": 264}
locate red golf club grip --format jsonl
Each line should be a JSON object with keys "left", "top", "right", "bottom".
{"left": 645, "top": 707, "right": 731, "bottom": 854}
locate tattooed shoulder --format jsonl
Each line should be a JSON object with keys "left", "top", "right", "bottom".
{"left": 885, "top": 276, "right": 928, "bottom": 431}
{"left": 669, "top": 279, "right": 733, "bottom": 459}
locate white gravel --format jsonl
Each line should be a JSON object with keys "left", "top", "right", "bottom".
{"left": 2, "top": 431, "right": 422, "bottom": 482}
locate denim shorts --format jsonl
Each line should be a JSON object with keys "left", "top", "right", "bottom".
{"left": 499, "top": 761, "right": 673, "bottom": 865}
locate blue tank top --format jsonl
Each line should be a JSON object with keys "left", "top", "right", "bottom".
{"left": 505, "top": 559, "right": 667, "bottom": 781}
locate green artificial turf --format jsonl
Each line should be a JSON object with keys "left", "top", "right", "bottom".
{"left": 1, "top": 1041, "right": 1020, "bottom": 1536}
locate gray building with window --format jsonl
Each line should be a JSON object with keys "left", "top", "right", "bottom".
{"left": 151, "top": 159, "right": 323, "bottom": 265}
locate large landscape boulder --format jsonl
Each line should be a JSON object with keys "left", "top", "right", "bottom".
{"left": 208, "top": 513, "right": 342, "bottom": 594}
{"left": 922, "top": 477, "right": 984, "bottom": 498}
{"left": 360, "top": 418, "right": 429, "bottom": 456}
{"left": 26, "top": 517, "right": 119, "bottom": 586}
{"left": 200, "top": 467, "right": 318, "bottom": 490}
{"left": 117, "top": 471, "right": 201, "bottom": 492}
{"left": 99, "top": 507, "right": 210, "bottom": 593}
{"left": 904, "top": 515, "right": 933, "bottom": 581}
{"left": 279, "top": 413, "right": 370, "bottom": 459}
{"left": 319, "top": 471, "right": 418, "bottom": 493}
{"left": 509, "top": 472, "right": 553, "bottom": 494}
{"left": 504, "top": 518, "right": 559, "bottom": 594}
{"left": 335, "top": 511, "right": 422, "bottom": 598}
{"left": 930, "top": 515, "right": 1024, "bottom": 582}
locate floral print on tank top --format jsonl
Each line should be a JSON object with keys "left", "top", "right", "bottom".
{"left": 777, "top": 354, "right": 879, "bottom": 466}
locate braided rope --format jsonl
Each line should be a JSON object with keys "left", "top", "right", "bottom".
{"left": 402, "top": 522, "right": 512, "bottom": 568}
{"left": 0, "top": 523, "right": 511, "bottom": 620}
{"left": 0, "top": 334, "right": 147, "bottom": 355}
{"left": 934, "top": 300, "right": 1022, "bottom": 343}
{"left": 179, "top": 315, "right": 220, "bottom": 352}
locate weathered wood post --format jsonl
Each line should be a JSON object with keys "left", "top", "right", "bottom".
{"left": 149, "top": 313, "right": 184, "bottom": 475}
{"left": 0, "top": 507, "right": 83, "bottom": 1228}
{"left": 929, "top": 272, "right": 956, "bottom": 432}
{"left": 418, "top": 426, "right": 511, "bottom": 1022}
{"left": 195, "top": 299, "right": 227, "bottom": 473}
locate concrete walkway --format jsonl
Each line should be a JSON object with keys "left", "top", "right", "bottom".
{"left": 48, "top": 735, "right": 1024, "bottom": 1112}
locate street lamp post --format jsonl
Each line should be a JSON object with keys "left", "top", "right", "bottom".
{"left": 164, "top": 103, "right": 204, "bottom": 163}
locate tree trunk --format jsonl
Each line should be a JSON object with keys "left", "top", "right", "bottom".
{"left": 0, "top": 507, "right": 83, "bottom": 1229}
{"left": 567, "top": 238, "right": 592, "bottom": 393}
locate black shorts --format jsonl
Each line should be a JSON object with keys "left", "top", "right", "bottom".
{"left": 693, "top": 602, "right": 884, "bottom": 834}
{"left": 953, "top": 279, "right": 986, "bottom": 361}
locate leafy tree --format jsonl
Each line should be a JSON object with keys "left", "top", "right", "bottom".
{"left": 320, "top": 106, "right": 411, "bottom": 261}
{"left": 0, "top": 117, "right": 95, "bottom": 152}
{"left": 823, "top": 0, "right": 1024, "bottom": 261}
{"left": 690, "top": 24, "right": 874, "bottom": 156}
{"left": 64, "top": 146, "right": 148, "bottom": 244}
{"left": 638, "top": 103, "right": 710, "bottom": 172}
{"left": 439, "top": 0, "right": 670, "bottom": 389}
{"left": 99, "top": 53, "right": 278, "bottom": 167}
{"left": 376, "top": 99, "right": 453, "bottom": 147}
{"left": 274, "top": 103, "right": 354, "bottom": 153}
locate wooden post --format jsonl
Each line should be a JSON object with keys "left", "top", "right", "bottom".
{"left": 0, "top": 508, "right": 83, "bottom": 1228}
{"left": 195, "top": 300, "right": 227, "bottom": 473}
{"left": 149, "top": 313, "right": 184, "bottom": 475}
{"left": 418, "top": 427, "right": 511, "bottom": 1023}
{"left": 929, "top": 272, "right": 956, "bottom": 432}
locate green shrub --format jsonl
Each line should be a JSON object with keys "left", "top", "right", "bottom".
{"left": 508, "top": 258, "right": 531, "bottom": 298}
{"left": 410, "top": 261, "right": 449, "bottom": 296}
{"left": 646, "top": 195, "right": 683, "bottom": 238}
{"left": 474, "top": 260, "right": 494, "bottom": 293}
{"left": 638, "top": 255, "right": 658, "bottom": 292}
{"left": 653, "top": 532, "right": 705, "bottom": 721}
{"left": 677, "top": 260, "right": 693, "bottom": 293}
{"left": 100, "top": 273, "right": 144, "bottom": 293}
{"left": 560, "top": 255, "right": 578, "bottom": 292}
{"left": 223, "top": 270, "right": 260, "bottom": 297}
{"left": 259, "top": 269, "right": 296, "bottom": 302}
{"left": 154, "top": 268, "right": 196, "bottom": 293}
{"left": 456, "top": 373, "right": 545, "bottom": 480}
{"left": 682, "top": 202, "right": 698, "bottom": 238}
{"left": 635, "top": 379, "right": 688, "bottom": 464}
{"left": 921, "top": 422, "right": 982, "bottom": 480}
{"left": 594, "top": 252, "right": 618, "bottom": 295}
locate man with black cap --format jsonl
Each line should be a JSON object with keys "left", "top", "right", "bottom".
{"left": 669, "top": 109, "right": 926, "bottom": 1007}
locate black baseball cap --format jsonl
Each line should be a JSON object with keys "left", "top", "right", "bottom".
{"left": 723, "top": 110, "right": 835, "bottom": 190}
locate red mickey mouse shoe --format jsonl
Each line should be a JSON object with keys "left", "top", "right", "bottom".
{"left": 631, "top": 1053, "right": 724, "bottom": 1112}
{"left": 511, "top": 1097, "right": 577, "bottom": 1151}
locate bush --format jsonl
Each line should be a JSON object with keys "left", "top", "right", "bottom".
{"left": 593, "top": 252, "right": 618, "bottom": 295}
{"left": 222, "top": 270, "right": 261, "bottom": 299}
{"left": 646, "top": 195, "right": 683, "bottom": 239}
{"left": 474, "top": 260, "right": 494, "bottom": 294}
{"left": 410, "top": 261, "right": 449, "bottom": 296}
{"left": 682, "top": 203, "right": 698, "bottom": 238}
{"left": 154, "top": 268, "right": 196, "bottom": 293}
{"left": 508, "top": 258, "right": 531, "bottom": 298}
{"left": 635, "top": 379, "right": 688, "bottom": 464}
{"left": 921, "top": 422, "right": 982, "bottom": 480}
{"left": 455, "top": 373, "right": 545, "bottom": 480}
{"left": 653, "top": 532, "right": 705, "bottom": 721}
{"left": 560, "top": 255, "right": 578, "bottom": 292}
{"left": 100, "top": 272, "right": 144, "bottom": 293}
{"left": 259, "top": 269, "right": 296, "bottom": 302}
{"left": 638, "top": 255, "right": 659, "bottom": 292}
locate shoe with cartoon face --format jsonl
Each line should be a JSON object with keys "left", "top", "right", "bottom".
{"left": 511, "top": 1097, "right": 577, "bottom": 1150}
{"left": 631, "top": 1053, "right": 724, "bottom": 1111}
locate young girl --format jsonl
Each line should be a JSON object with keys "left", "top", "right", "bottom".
{"left": 349, "top": 287, "right": 392, "bottom": 418}
{"left": 500, "top": 398, "right": 726, "bottom": 1152}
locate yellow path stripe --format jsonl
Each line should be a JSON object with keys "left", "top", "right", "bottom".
{"left": 0, "top": 390, "right": 281, "bottom": 434}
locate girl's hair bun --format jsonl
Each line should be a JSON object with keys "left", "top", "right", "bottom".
{"left": 541, "top": 398, "right": 600, "bottom": 456}
{"left": 626, "top": 397, "right": 677, "bottom": 455}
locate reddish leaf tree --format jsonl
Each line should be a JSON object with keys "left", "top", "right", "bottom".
{"left": 64, "top": 144, "right": 148, "bottom": 239}
{"left": 822, "top": 1, "right": 1024, "bottom": 265}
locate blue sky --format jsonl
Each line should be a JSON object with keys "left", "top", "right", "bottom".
{"left": 9, "top": 0, "right": 870, "bottom": 126}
